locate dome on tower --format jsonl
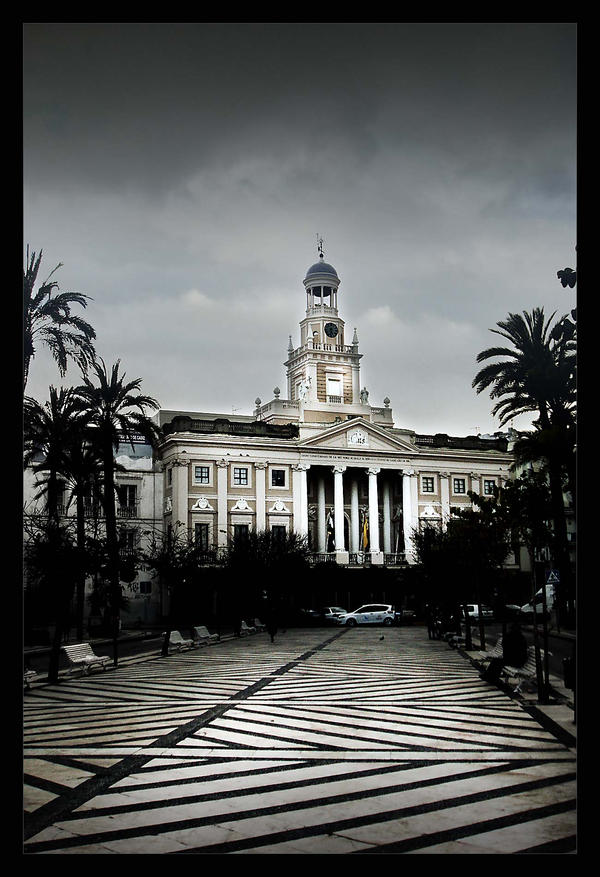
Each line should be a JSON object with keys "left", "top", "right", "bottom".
{"left": 304, "top": 256, "right": 339, "bottom": 281}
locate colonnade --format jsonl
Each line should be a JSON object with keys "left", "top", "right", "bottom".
{"left": 168, "top": 455, "right": 426, "bottom": 564}
{"left": 295, "top": 464, "right": 419, "bottom": 564}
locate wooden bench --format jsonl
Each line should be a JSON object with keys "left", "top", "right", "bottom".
{"left": 166, "top": 630, "right": 194, "bottom": 652}
{"left": 501, "top": 646, "right": 552, "bottom": 694}
{"left": 63, "top": 643, "right": 111, "bottom": 676}
{"left": 24, "top": 669, "right": 38, "bottom": 688}
{"left": 192, "top": 625, "right": 219, "bottom": 647}
{"left": 474, "top": 635, "right": 503, "bottom": 668}
{"left": 240, "top": 621, "right": 256, "bottom": 635}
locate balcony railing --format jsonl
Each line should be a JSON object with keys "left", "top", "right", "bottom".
{"left": 327, "top": 395, "right": 342, "bottom": 403}
{"left": 311, "top": 552, "right": 407, "bottom": 566}
{"left": 117, "top": 505, "right": 138, "bottom": 518}
{"left": 308, "top": 553, "right": 337, "bottom": 565}
{"left": 384, "top": 553, "right": 406, "bottom": 566}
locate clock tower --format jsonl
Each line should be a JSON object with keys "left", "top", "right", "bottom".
{"left": 284, "top": 245, "right": 366, "bottom": 422}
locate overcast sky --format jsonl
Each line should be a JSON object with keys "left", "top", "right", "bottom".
{"left": 23, "top": 22, "right": 577, "bottom": 436}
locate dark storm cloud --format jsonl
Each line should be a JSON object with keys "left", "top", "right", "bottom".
{"left": 24, "top": 22, "right": 575, "bottom": 194}
{"left": 23, "top": 22, "right": 576, "bottom": 434}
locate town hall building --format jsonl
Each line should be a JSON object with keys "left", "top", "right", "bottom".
{"left": 24, "top": 247, "right": 523, "bottom": 627}
{"left": 158, "top": 249, "right": 516, "bottom": 569}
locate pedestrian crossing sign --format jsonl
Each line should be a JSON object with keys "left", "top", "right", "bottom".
{"left": 546, "top": 569, "right": 560, "bottom": 584}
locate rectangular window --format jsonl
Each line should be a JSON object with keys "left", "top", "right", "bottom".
{"left": 119, "top": 527, "right": 136, "bottom": 552}
{"left": 271, "top": 524, "right": 287, "bottom": 540}
{"left": 422, "top": 476, "right": 435, "bottom": 493}
{"left": 233, "top": 467, "right": 248, "bottom": 486}
{"left": 194, "top": 522, "right": 209, "bottom": 550}
{"left": 233, "top": 524, "right": 249, "bottom": 540}
{"left": 194, "top": 465, "right": 210, "bottom": 484}
{"left": 483, "top": 479, "right": 496, "bottom": 495}
{"left": 271, "top": 469, "right": 285, "bottom": 487}
{"left": 167, "top": 468, "right": 172, "bottom": 486}
{"left": 453, "top": 478, "right": 466, "bottom": 494}
{"left": 139, "top": 581, "right": 152, "bottom": 595}
{"left": 117, "top": 484, "right": 137, "bottom": 517}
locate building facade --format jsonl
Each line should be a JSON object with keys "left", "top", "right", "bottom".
{"left": 24, "top": 250, "right": 523, "bottom": 629}
{"left": 158, "top": 251, "right": 517, "bottom": 568}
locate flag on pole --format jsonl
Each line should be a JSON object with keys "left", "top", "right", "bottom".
{"left": 361, "top": 509, "right": 369, "bottom": 551}
{"left": 326, "top": 510, "right": 335, "bottom": 551}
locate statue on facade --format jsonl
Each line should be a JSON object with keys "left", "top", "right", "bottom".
{"left": 360, "top": 387, "right": 369, "bottom": 404}
{"left": 298, "top": 377, "right": 311, "bottom": 400}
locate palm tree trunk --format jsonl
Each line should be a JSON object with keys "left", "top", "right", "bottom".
{"left": 102, "top": 444, "right": 121, "bottom": 668}
{"left": 75, "top": 490, "right": 86, "bottom": 640}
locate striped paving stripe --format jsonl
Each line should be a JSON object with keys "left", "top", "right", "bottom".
{"left": 24, "top": 627, "right": 576, "bottom": 853}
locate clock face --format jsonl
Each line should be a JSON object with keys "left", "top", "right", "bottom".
{"left": 324, "top": 322, "right": 338, "bottom": 338}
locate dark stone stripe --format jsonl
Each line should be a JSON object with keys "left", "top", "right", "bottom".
{"left": 24, "top": 767, "right": 575, "bottom": 852}
{"left": 517, "top": 835, "right": 577, "bottom": 854}
{"left": 24, "top": 629, "right": 347, "bottom": 842}
{"left": 350, "top": 800, "right": 576, "bottom": 854}
{"left": 61, "top": 760, "right": 540, "bottom": 820}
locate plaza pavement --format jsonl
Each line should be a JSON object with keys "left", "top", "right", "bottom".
{"left": 23, "top": 624, "right": 576, "bottom": 854}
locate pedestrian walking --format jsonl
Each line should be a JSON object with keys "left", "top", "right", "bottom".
{"left": 426, "top": 604, "right": 436, "bottom": 640}
{"left": 265, "top": 604, "right": 278, "bottom": 643}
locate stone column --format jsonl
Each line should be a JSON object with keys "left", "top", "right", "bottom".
{"left": 317, "top": 474, "right": 326, "bottom": 553}
{"left": 255, "top": 462, "right": 267, "bottom": 531}
{"left": 350, "top": 476, "right": 360, "bottom": 553}
{"left": 216, "top": 460, "right": 229, "bottom": 548}
{"left": 292, "top": 464, "right": 310, "bottom": 536}
{"left": 470, "top": 472, "right": 480, "bottom": 509}
{"left": 351, "top": 363, "right": 361, "bottom": 404}
{"left": 383, "top": 478, "right": 392, "bottom": 554}
{"left": 171, "top": 456, "right": 190, "bottom": 531}
{"left": 366, "top": 467, "right": 382, "bottom": 563}
{"left": 332, "top": 465, "right": 349, "bottom": 563}
{"left": 299, "top": 464, "right": 310, "bottom": 536}
{"left": 439, "top": 471, "right": 451, "bottom": 525}
{"left": 401, "top": 468, "right": 415, "bottom": 563}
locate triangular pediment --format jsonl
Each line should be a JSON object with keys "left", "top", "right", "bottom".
{"left": 299, "top": 419, "right": 417, "bottom": 455}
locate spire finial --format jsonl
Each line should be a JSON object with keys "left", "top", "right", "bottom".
{"left": 317, "top": 233, "right": 324, "bottom": 260}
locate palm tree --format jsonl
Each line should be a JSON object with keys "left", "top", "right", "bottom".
{"left": 74, "top": 359, "right": 160, "bottom": 665}
{"left": 23, "top": 387, "right": 92, "bottom": 679}
{"left": 24, "top": 387, "right": 88, "bottom": 525}
{"left": 23, "top": 248, "right": 96, "bottom": 392}
{"left": 472, "top": 308, "right": 575, "bottom": 429}
{"left": 60, "top": 440, "right": 106, "bottom": 639}
{"left": 473, "top": 307, "right": 576, "bottom": 625}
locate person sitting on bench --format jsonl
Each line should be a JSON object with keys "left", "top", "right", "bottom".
{"left": 481, "top": 622, "right": 527, "bottom": 683}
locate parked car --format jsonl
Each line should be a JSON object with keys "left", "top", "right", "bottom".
{"left": 519, "top": 603, "right": 550, "bottom": 621}
{"left": 320, "top": 606, "right": 347, "bottom": 624}
{"left": 463, "top": 604, "right": 494, "bottom": 622}
{"left": 520, "top": 584, "right": 555, "bottom": 619}
{"left": 335, "top": 604, "right": 396, "bottom": 627}
{"left": 502, "top": 604, "right": 523, "bottom": 620}
{"left": 296, "top": 608, "right": 321, "bottom": 626}
{"left": 396, "top": 608, "right": 416, "bottom": 623}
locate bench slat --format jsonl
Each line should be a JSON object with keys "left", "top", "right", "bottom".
{"left": 62, "top": 643, "right": 110, "bottom": 676}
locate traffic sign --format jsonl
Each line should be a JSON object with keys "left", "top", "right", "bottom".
{"left": 546, "top": 569, "right": 560, "bottom": 584}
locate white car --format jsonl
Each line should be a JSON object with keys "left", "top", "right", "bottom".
{"left": 336, "top": 604, "right": 395, "bottom": 627}
{"left": 463, "top": 604, "right": 494, "bottom": 622}
{"left": 321, "top": 606, "right": 347, "bottom": 623}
